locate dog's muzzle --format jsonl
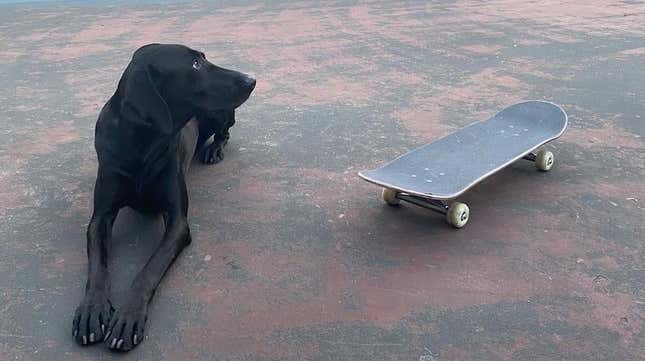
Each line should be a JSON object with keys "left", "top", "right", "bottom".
{"left": 240, "top": 74, "right": 256, "bottom": 92}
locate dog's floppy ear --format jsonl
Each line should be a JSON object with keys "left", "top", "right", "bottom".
{"left": 120, "top": 63, "right": 173, "bottom": 135}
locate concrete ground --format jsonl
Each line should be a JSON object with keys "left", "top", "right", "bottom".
{"left": 1, "top": 1, "right": 644, "bottom": 360}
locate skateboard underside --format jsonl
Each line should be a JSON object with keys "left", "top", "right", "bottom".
{"left": 359, "top": 101, "right": 568, "bottom": 228}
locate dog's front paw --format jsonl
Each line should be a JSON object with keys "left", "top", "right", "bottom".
{"left": 201, "top": 143, "right": 224, "bottom": 165}
{"left": 73, "top": 293, "right": 114, "bottom": 346}
{"left": 105, "top": 299, "right": 148, "bottom": 352}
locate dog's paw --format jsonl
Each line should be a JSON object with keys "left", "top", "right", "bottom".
{"left": 104, "top": 300, "right": 148, "bottom": 352}
{"left": 73, "top": 293, "right": 114, "bottom": 346}
{"left": 201, "top": 143, "right": 224, "bottom": 165}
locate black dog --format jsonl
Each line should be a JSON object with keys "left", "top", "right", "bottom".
{"left": 72, "top": 44, "right": 255, "bottom": 351}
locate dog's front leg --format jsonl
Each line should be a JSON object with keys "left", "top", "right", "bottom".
{"left": 105, "top": 207, "right": 191, "bottom": 351}
{"left": 73, "top": 210, "right": 117, "bottom": 345}
{"left": 200, "top": 109, "right": 234, "bottom": 164}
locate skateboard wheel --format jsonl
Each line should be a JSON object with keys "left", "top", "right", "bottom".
{"left": 535, "top": 149, "right": 554, "bottom": 171}
{"left": 447, "top": 202, "right": 469, "bottom": 228}
{"left": 381, "top": 188, "right": 400, "bottom": 206}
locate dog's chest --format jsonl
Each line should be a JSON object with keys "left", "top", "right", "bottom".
{"left": 126, "top": 186, "right": 163, "bottom": 212}
{"left": 119, "top": 170, "right": 169, "bottom": 212}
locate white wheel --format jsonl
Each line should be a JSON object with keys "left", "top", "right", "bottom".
{"left": 381, "top": 188, "right": 400, "bottom": 206}
{"left": 535, "top": 149, "right": 554, "bottom": 171}
{"left": 447, "top": 202, "right": 469, "bottom": 228}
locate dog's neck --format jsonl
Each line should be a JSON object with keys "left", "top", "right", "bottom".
{"left": 97, "top": 97, "right": 190, "bottom": 179}
{"left": 164, "top": 102, "right": 195, "bottom": 134}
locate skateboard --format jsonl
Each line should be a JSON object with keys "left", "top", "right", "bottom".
{"left": 358, "top": 100, "right": 568, "bottom": 228}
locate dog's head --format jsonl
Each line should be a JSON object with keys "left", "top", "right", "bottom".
{"left": 118, "top": 44, "right": 255, "bottom": 134}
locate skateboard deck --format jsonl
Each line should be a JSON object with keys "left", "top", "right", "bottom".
{"left": 359, "top": 101, "right": 567, "bottom": 227}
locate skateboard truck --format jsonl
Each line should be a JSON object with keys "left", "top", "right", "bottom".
{"left": 382, "top": 189, "right": 470, "bottom": 228}
{"left": 523, "top": 149, "right": 555, "bottom": 171}
{"left": 396, "top": 194, "right": 448, "bottom": 214}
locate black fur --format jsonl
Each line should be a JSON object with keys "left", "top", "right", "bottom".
{"left": 72, "top": 44, "right": 255, "bottom": 351}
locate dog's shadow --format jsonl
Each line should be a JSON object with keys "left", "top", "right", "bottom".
{"left": 108, "top": 208, "right": 166, "bottom": 305}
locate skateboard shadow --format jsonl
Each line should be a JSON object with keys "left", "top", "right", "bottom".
{"left": 366, "top": 161, "right": 553, "bottom": 245}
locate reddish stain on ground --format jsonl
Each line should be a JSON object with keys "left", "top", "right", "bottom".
{"left": 0, "top": 121, "right": 81, "bottom": 216}
{"left": 438, "top": 68, "right": 527, "bottom": 113}
{"left": 454, "top": 0, "right": 645, "bottom": 36}
{"left": 505, "top": 57, "right": 563, "bottom": 81}
{"left": 177, "top": 246, "right": 553, "bottom": 357}
{"left": 2, "top": 1, "right": 645, "bottom": 359}
{"left": 71, "top": 18, "right": 134, "bottom": 43}
{"left": 271, "top": 75, "right": 376, "bottom": 106}
{"left": 0, "top": 50, "right": 25, "bottom": 64}
{"left": 64, "top": 67, "right": 120, "bottom": 117}
{"left": 567, "top": 272, "right": 643, "bottom": 345}
{"left": 565, "top": 123, "right": 643, "bottom": 149}
{"left": 347, "top": 4, "right": 426, "bottom": 47}
{"left": 160, "top": 166, "right": 591, "bottom": 358}
{"left": 185, "top": 3, "right": 432, "bottom": 107}
{"left": 0, "top": 158, "right": 26, "bottom": 217}
{"left": 573, "top": 181, "right": 644, "bottom": 201}
{"left": 383, "top": 70, "right": 427, "bottom": 87}
{"left": 41, "top": 43, "right": 115, "bottom": 62}
{"left": 461, "top": 44, "right": 504, "bottom": 55}
{"left": 11, "top": 121, "right": 79, "bottom": 157}
{"left": 35, "top": 11, "right": 180, "bottom": 62}
{"left": 354, "top": 255, "right": 550, "bottom": 318}
{"left": 618, "top": 47, "right": 645, "bottom": 56}
{"left": 592, "top": 255, "right": 621, "bottom": 271}
{"left": 391, "top": 67, "right": 529, "bottom": 138}
{"left": 391, "top": 107, "right": 450, "bottom": 140}
{"left": 516, "top": 39, "right": 549, "bottom": 46}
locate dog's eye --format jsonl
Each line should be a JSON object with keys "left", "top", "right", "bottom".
{"left": 192, "top": 59, "right": 201, "bottom": 70}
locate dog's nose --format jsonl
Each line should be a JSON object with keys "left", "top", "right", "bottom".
{"left": 241, "top": 74, "right": 256, "bottom": 90}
